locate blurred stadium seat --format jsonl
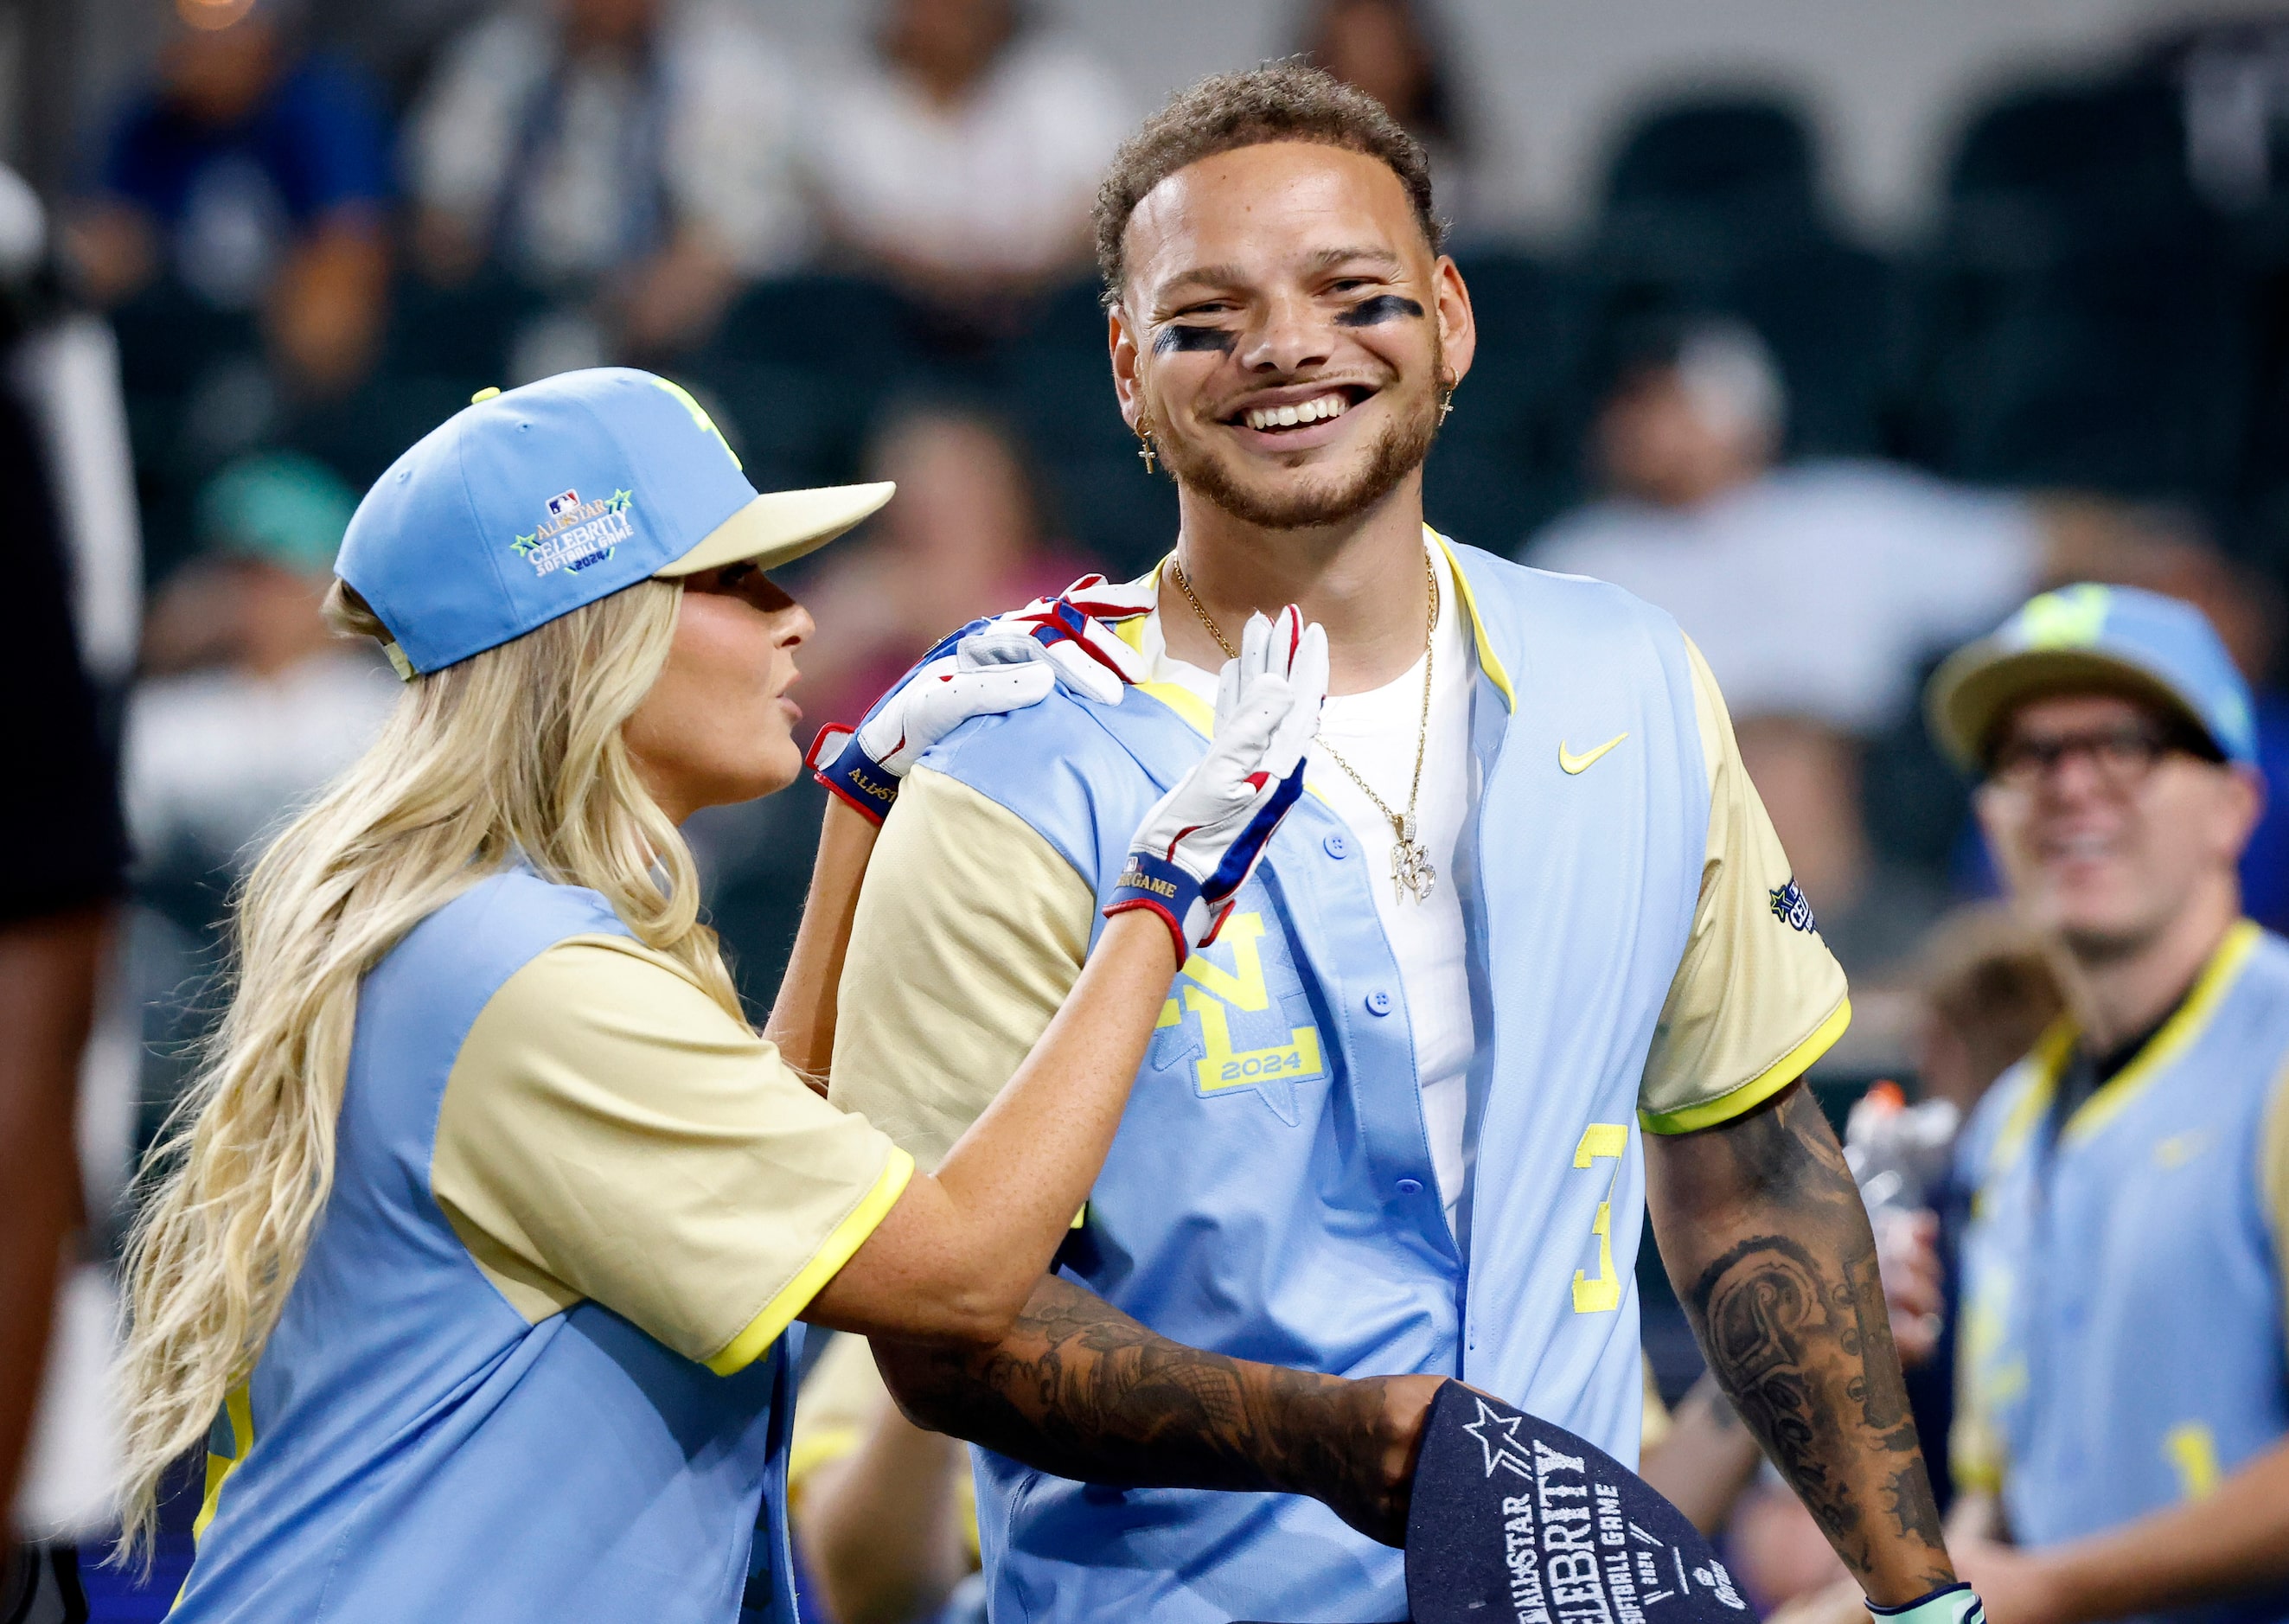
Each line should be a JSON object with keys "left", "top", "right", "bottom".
{"left": 1425, "top": 250, "right": 1585, "bottom": 548}
{"left": 1582, "top": 94, "right": 1901, "bottom": 459}
{"left": 999, "top": 276, "right": 1177, "bottom": 581}
{"left": 1899, "top": 79, "right": 2243, "bottom": 506}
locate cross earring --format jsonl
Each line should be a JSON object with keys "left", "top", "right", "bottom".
{"left": 1436, "top": 375, "right": 1456, "bottom": 425}
{"left": 1135, "top": 417, "right": 1159, "bottom": 475}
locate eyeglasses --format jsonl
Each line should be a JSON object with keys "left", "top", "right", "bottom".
{"left": 1985, "top": 722, "right": 2204, "bottom": 791}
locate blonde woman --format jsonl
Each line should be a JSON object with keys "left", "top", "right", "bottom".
{"left": 115, "top": 368, "right": 1327, "bottom": 1623}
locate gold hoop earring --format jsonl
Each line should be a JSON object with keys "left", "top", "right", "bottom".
{"left": 1135, "top": 415, "right": 1160, "bottom": 475}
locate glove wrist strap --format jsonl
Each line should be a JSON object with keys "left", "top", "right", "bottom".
{"left": 807, "top": 726, "right": 900, "bottom": 826}
{"left": 1105, "top": 848, "right": 1205, "bottom": 959}
{"left": 1869, "top": 1581, "right": 1983, "bottom": 1624}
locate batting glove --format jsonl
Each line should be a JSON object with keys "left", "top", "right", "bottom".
{"left": 810, "top": 584, "right": 1151, "bottom": 823}
{"left": 808, "top": 626, "right": 1056, "bottom": 824}
{"left": 1106, "top": 605, "right": 1329, "bottom": 956}
{"left": 998, "top": 572, "right": 1152, "bottom": 703}
{"left": 1870, "top": 1583, "right": 1985, "bottom": 1624}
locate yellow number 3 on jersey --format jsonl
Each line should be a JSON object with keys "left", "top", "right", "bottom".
{"left": 1571, "top": 1123, "right": 1629, "bottom": 1314}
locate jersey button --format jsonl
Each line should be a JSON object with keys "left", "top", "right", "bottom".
{"left": 1323, "top": 832, "right": 1349, "bottom": 860}
{"left": 1365, "top": 988, "right": 1392, "bottom": 1016}
{"left": 1396, "top": 1178, "right": 1424, "bottom": 1196}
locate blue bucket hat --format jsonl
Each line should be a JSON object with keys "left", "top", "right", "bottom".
{"left": 335, "top": 368, "right": 892, "bottom": 676}
{"left": 1927, "top": 583, "right": 2256, "bottom": 771}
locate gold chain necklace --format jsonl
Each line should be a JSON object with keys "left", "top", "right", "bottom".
{"left": 1168, "top": 551, "right": 1439, "bottom": 904}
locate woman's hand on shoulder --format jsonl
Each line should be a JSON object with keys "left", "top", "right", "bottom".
{"left": 806, "top": 583, "right": 1148, "bottom": 825}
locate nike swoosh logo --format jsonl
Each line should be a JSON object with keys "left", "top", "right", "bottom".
{"left": 1559, "top": 732, "right": 1629, "bottom": 774}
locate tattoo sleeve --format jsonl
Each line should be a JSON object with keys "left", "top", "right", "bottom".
{"left": 870, "top": 1273, "right": 1429, "bottom": 1546}
{"left": 1644, "top": 1079, "right": 1954, "bottom": 1604}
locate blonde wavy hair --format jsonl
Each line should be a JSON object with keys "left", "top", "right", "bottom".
{"left": 113, "top": 576, "right": 742, "bottom": 1561}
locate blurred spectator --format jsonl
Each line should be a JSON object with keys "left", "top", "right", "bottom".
{"left": 1526, "top": 322, "right": 2037, "bottom": 733}
{"left": 1297, "top": 0, "right": 1476, "bottom": 226}
{"left": 793, "top": 401, "right": 1094, "bottom": 737}
{"left": 0, "top": 259, "right": 127, "bottom": 1616}
{"left": 1736, "top": 713, "right": 1949, "bottom": 981}
{"left": 125, "top": 451, "right": 395, "bottom": 886}
{"left": 790, "top": 1333, "right": 975, "bottom": 1624}
{"left": 70, "top": 0, "right": 391, "bottom": 399}
{"left": 1911, "top": 905, "right": 2066, "bottom": 1118}
{"left": 1883, "top": 588, "right": 2289, "bottom": 1624}
{"left": 802, "top": 0, "right": 1129, "bottom": 321}
{"left": 1524, "top": 321, "right": 2218, "bottom": 737}
{"left": 406, "top": 0, "right": 809, "bottom": 361}
{"left": 1947, "top": 517, "right": 2289, "bottom": 932}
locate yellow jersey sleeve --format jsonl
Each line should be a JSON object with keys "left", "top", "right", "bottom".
{"left": 829, "top": 765, "right": 1095, "bottom": 1170}
{"left": 2260, "top": 1060, "right": 2289, "bottom": 1348}
{"left": 1638, "top": 638, "right": 1851, "bottom": 1133}
{"left": 432, "top": 934, "right": 912, "bottom": 1375}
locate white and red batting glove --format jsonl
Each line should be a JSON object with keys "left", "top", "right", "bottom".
{"left": 808, "top": 627, "right": 1056, "bottom": 823}
{"left": 1106, "top": 605, "right": 1328, "bottom": 956}
{"left": 807, "top": 583, "right": 1148, "bottom": 825}
{"left": 999, "top": 572, "right": 1152, "bottom": 701}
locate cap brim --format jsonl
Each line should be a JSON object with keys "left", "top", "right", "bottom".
{"left": 1927, "top": 643, "right": 2217, "bottom": 771}
{"left": 654, "top": 482, "right": 894, "bottom": 579}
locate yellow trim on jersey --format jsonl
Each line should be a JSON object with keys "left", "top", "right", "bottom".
{"left": 2062, "top": 920, "right": 2262, "bottom": 1145}
{"left": 785, "top": 1423, "right": 866, "bottom": 1507}
{"left": 1140, "top": 679, "right": 1217, "bottom": 737}
{"left": 1986, "top": 1020, "right": 2075, "bottom": 1180}
{"left": 1638, "top": 996, "right": 1852, "bottom": 1135}
{"left": 1115, "top": 536, "right": 1512, "bottom": 713}
{"left": 704, "top": 1147, "right": 916, "bottom": 1377}
{"left": 192, "top": 1383, "right": 255, "bottom": 1542}
{"left": 1428, "top": 527, "right": 1515, "bottom": 712}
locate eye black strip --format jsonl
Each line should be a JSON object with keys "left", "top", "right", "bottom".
{"left": 1335, "top": 295, "right": 1425, "bottom": 327}
{"left": 1154, "top": 324, "right": 1237, "bottom": 355}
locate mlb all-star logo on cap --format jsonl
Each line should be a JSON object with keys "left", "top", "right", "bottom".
{"left": 334, "top": 368, "right": 892, "bottom": 675}
{"left": 513, "top": 488, "right": 636, "bottom": 579}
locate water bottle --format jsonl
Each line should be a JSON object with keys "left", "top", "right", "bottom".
{"left": 1845, "top": 1081, "right": 1960, "bottom": 1356}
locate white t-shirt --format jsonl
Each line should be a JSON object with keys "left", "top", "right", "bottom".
{"left": 407, "top": 5, "right": 812, "bottom": 280}
{"left": 1526, "top": 459, "right": 2041, "bottom": 732}
{"left": 125, "top": 649, "right": 400, "bottom": 873}
{"left": 800, "top": 33, "right": 1131, "bottom": 280}
{"left": 1140, "top": 543, "right": 1479, "bottom": 1228}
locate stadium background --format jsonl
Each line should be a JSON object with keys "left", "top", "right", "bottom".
{"left": 10, "top": 0, "right": 2289, "bottom": 1617}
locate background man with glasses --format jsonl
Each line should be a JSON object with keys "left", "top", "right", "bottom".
{"left": 1926, "top": 583, "right": 2289, "bottom": 1624}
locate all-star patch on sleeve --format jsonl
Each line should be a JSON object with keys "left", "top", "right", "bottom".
{"left": 432, "top": 935, "right": 911, "bottom": 1374}
{"left": 1638, "top": 637, "right": 1851, "bottom": 1133}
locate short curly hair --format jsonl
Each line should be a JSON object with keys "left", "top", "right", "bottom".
{"left": 1092, "top": 62, "right": 1443, "bottom": 309}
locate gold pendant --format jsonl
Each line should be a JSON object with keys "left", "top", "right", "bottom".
{"left": 1391, "top": 813, "right": 1435, "bottom": 904}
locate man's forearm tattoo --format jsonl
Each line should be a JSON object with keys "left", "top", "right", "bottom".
{"left": 1666, "top": 1084, "right": 1952, "bottom": 1591}
{"left": 873, "top": 1274, "right": 1413, "bottom": 1544}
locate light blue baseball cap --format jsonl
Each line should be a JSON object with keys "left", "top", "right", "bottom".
{"left": 336, "top": 368, "right": 892, "bottom": 676}
{"left": 1927, "top": 583, "right": 2256, "bottom": 770}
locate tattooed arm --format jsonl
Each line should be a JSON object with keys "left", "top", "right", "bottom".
{"left": 871, "top": 1272, "right": 1442, "bottom": 1545}
{"left": 1643, "top": 1079, "right": 1956, "bottom": 1605}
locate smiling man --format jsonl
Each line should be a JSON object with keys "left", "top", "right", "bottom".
{"left": 1930, "top": 585, "right": 2289, "bottom": 1624}
{"left": 818, "top": 65, "right": 1968, "bottom": 1621}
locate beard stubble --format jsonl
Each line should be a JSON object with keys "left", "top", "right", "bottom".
{"left": 1160, "top": 362, "right": 1444, "bottom": 532}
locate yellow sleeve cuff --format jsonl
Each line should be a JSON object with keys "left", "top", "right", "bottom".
{"left": 1639, "top": 997, "right": 1851, "bottom": 1135}
{"left": 705, "top": 1147, "right": 916, "bottom": 1376}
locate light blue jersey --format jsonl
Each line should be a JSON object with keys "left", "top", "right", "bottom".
{"left": 1958, "top": 921, "right": 2289, "bottom": 1624}
{"left": 833, "top": 534, "right": 1851, "bottom": 1621}
{"left": 175, "top": 869, "right": 911, "bottom": 1623}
